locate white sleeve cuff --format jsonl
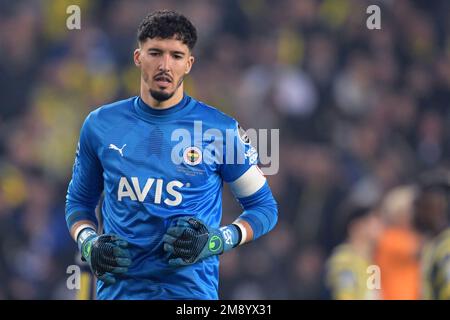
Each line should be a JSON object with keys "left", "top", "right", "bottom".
{"left": 233, "top": 221, "right": 248, "bottom": 245}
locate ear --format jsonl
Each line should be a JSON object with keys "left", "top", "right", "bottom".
{"left": 134, "top": 48, "right": 141, "bottom": 67}
{"left": 185, "top": 55, "right": 195, "bottom": 74}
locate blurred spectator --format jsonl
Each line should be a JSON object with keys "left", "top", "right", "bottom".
{"left": 325, "top": 204, "right": 383, "bottom": 299}
{"left": 375, "top": 185, "right": 421, "bottom": 300}
{"left": 413, "top": 169, "right": 450, "bottom": 299}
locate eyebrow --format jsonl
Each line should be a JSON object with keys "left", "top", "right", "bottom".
{"left": 147, "top": 48, "right": 186, "bottom": 55}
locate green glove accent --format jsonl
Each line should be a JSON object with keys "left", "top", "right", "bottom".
{"left": 163, "top": 217, "right": 240, "bottom": 267}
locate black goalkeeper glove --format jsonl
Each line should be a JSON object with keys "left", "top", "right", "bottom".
{"left": 163, "top": 217, "right": 240, "bottom": 267}
{"left": 77, "top": 228, "right": 131, "bottom": 285}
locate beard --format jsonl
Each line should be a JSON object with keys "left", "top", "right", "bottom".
{"left": 149, "top": 75, "right": 185, "bottom": 102}
{"left": 149, "top": 89, "right": 174, "bottom": 101}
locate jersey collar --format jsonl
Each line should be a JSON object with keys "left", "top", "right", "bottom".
{"left": 134, "top": 93, "right": 196, "bottom": 122}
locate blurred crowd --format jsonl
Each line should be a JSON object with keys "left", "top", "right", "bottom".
{"left": 0, "top": 0, "right": 449, "bottom": 299}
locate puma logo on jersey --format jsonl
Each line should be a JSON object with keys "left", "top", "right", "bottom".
{"left": 109, "top": 144, "right": 127, "bottom": 157}
{"left": 118, "top": 177, "right": 183, "bottom": 206}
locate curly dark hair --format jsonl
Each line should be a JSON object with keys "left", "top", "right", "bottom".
{"left": 137, "top": 10, "right": 197, "bottom": 50}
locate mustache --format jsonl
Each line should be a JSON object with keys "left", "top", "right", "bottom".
{"left": 153, "top": 72, "right": 173, "bottom": 82}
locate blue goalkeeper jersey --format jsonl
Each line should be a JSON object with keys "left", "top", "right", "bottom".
{"left": 65, "top": 94, "right": 264, "bottom": 300}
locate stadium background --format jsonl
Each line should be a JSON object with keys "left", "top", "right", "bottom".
{"left": 0, "top": 0, "right": 449, "bottom": 299}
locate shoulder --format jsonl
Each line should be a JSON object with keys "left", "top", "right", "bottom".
{"left": 326, "top": 245, "right": 359, "bottom": 286}
{"left": 85, "top": 96, "right": 136, "bottom": 125}
{"left": 328, "top": 244, "right": 356, "bottom": 267}
{"left": 433, "top": 228, "right": 450, "bottom": 260}
{"left": 190, "top": 97, "right": 238, "bottom": 130}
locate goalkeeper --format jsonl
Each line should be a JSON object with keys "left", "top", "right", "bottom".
{"left": 65, "top": 10, "right": 278, "bottom": 300}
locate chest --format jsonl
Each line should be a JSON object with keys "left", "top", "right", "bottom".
{"left": 98, "top": 122, "right": 221, "bottom": 189}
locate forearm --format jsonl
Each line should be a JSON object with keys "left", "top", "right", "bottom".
{"left": 215, "top": 182, "right": 277, "bottom": 253}
{"left": 70, "top": 219, "right": 97, "bottom": 242}
{"left": 232, "top": 181, "right": 278, "bottom": 243}
{"left": 232, "top": 219, "right": 254, "bottom": 245}
{"left": 163, "top": 172, "right": 278, "bottom": 266}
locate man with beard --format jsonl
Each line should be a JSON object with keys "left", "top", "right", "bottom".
{"left": 65, "top": 10, "right": 278, "bottom": 299}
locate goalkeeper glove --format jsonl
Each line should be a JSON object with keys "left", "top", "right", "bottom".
{"left": 162, "top": 217, "right": 241, "bottom": 267}
{"left": 77, "top": 228, "right": 132, "bottom": 285}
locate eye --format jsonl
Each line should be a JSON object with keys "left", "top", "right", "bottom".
{"left": 173, "top": 54, "right": 183, "bottom": 60}
{"left": 149, "top": 51, "right": 160, "bottom": 57}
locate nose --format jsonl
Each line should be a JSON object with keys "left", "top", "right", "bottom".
{"left": 158, "top": 53, "right": 171, "bottom": 72}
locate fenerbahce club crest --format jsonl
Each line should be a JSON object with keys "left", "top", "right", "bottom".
{"left": 183, "top": 146, "right": 202, "bottom": 166}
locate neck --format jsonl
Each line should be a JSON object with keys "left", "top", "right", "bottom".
{"left": 140, "top": 83, "right": 184, "bottom": 109}
{"left": 349, "top": 233, "right": 372, "bottom": 258}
